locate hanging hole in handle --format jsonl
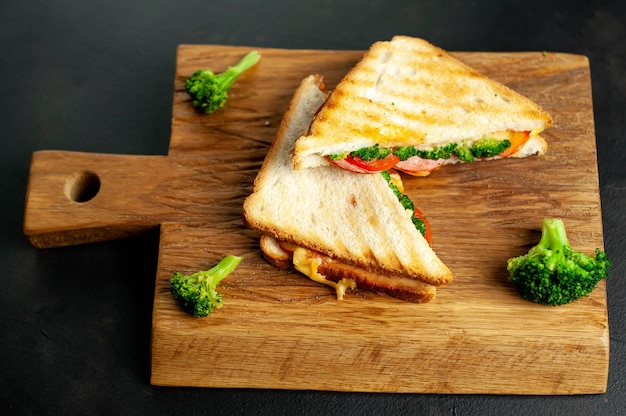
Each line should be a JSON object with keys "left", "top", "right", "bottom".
{"left": 64, "top": 171, "right": 101, "bottom": 203}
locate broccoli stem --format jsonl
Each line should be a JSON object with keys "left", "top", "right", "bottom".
{"left": 201, "top": 254, "right": 243, "bottom": 285}
{"left": 216, "top": 51, "right": 261, "bottom": 92}
{"left": 536, "top": 218, "right": 569, "bottom": 252}
{"left": 531, "top": 219, "right": 569, "bottom": 271}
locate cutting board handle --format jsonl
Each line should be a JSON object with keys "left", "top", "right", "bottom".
{"left": 24, "top": 150, "right": 176, "bottom": 248}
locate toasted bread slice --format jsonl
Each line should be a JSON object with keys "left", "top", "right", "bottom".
{"left": 260, "top": 235, "right": 437, "bottom": 303}
{"left": 293, "top": 36, "right": 553, "bottom": 174}
{"left": 243, "top": 74, "right": 452, "bottom": 288}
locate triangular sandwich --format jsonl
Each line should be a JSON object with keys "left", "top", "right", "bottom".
{"left": 243, "top": 75, "right": 453, "bottom": 302}
{"left": 293, "top": 36, "right": 553, "bottom": 176}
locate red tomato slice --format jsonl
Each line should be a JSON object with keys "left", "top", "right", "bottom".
{"left": 414, "top": 207, "right": 432, "bottom": 245}
{"left": 327, "top": 153, "right": 400, "bottom": 173}
{"left": 327, "top": 157, "right": 372, "bottom": 173}
{"left": 395, "top": 156, "right": 445, "bottom": 176}
{"left": 498, "top": 131, "right": 531, "bottom": 158}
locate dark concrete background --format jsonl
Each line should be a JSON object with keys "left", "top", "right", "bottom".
{"left": 2, "top": 1, "right": 624, "bottom": 414}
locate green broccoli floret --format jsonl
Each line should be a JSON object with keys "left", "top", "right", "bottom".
{"left": 393, "top": 143, "right": 458, "bottom": 161}
{"left": 380, "top": 171, "right": 427, "bottom": 237}
{"left": 343, "top": 138, "right": 511, "bottom": 163}
{"left": 327, "top": 151, "right": 349, "bottom": 161}
{"left": 507, "top": 218, "right": 610, "bottom": 306}
{"left": 469, "top": 136, "right": 511, "bottom": 159}
{"left": 416, "top": 142, "right": 459, "bottom": 160}
{"left": 392, "top": 146, "right": 418, "bottom": 161}
{"left": 452, "top": 137, "right": 511, "bottom": 162}
{"left": 454, "top": 143, "right": 475, "bottom": 162}
{"left": 170, "top": 255, "right": 243, "bottom": 317}
{"left": 350, "top": 144, "right": 392, "bottom": 161}
{"left": 185, "top": 51, "right": 261, "bottom": 114}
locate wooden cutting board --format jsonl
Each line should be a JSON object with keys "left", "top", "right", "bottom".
{"left": 23, "top": 44, "right": 608, "bottom": 394}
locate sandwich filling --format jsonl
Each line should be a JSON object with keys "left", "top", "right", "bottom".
{"left": 382, "top": 170, "right": 432, "bottom": 244}
{"left": 263, "top": 236, "right": 436, "bottom": 303}
{"left": 327, "top": 130, "right": 535, "bottom": 176}
{"left": 292, "top": 245, "right": 357, "bottom": 300}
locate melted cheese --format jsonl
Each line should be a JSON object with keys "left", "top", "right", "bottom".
{"left": 387, "top": 169, "right": 404, "bottom": 193}
{"left": 292, "top": 247, "right": 356, "bottom": 300}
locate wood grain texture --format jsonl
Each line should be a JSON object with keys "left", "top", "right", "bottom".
{"left": 24, "top": 44, "right": 608, "bottom": 394}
